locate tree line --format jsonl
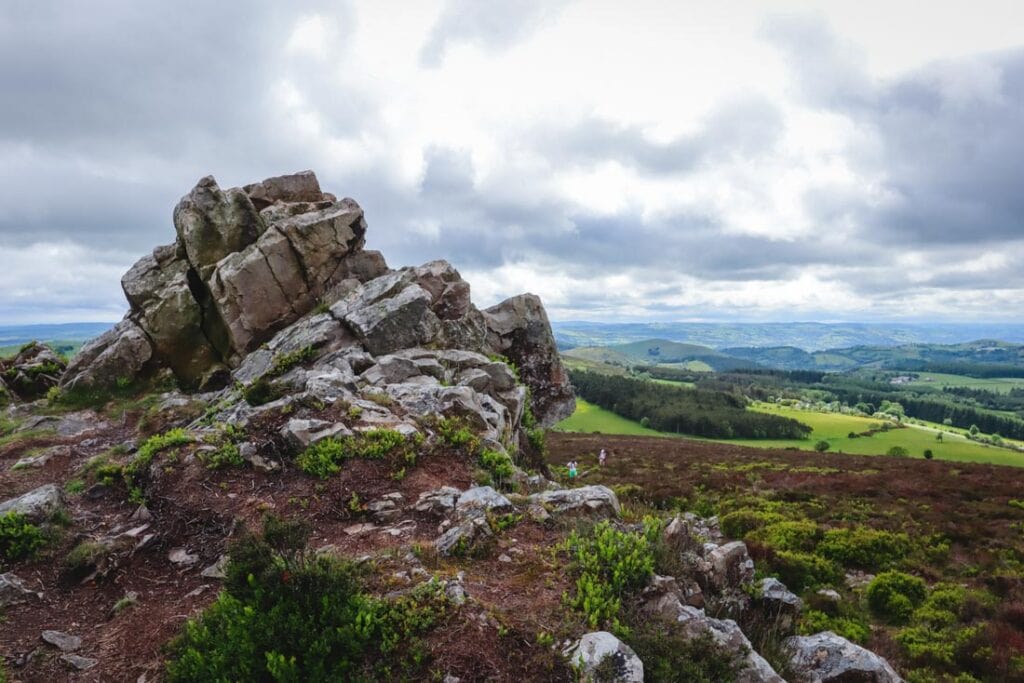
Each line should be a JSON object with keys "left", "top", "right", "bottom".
{"left": 570, "top": 370, "right": 812, "bottom": 439}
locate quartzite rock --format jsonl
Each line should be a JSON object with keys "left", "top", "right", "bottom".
{"left": 0, "top": 484, "right": 66, "bottom": 524}
{"left": 528, "top": 485, "right": 621, "bottom": 519}
{"left": 564, "top": 632, "right": 644, "bottom": 683}
{"left": 786, "top": 631, "right": 904, "bottom": 683}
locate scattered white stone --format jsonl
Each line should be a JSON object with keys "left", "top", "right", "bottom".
{"left": 42, "top": 630, "right": 82, "bottom": 652}
{"left": 168, "top": 548, "right": 199, "bottom": 567}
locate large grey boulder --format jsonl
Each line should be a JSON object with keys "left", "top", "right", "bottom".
{"left": 455, "top": 486, "right": 513, "bottom": 514}
{"left": 173, "top": 175, "right": 266, "bottom": 279}
{"left": 61, "top": 319, "right": 153, "bottom": 390}
{"left": 786, "top": 632, "right": 903, "bottom": 683}
{"left": 707, "top": 541, "right": 755, "bottom": 591}
{"left": 121, "top": 252, "right": 219, "bottom": 385}
{"left": 344, "top": 284, "right": 440, "bottom": 355}
{"left": 528, "top": 485, "right": 621, "bottom": 519}
{"left": 564, "top": 631, "right": 644, "bottom": 682}
{"left": 0, "top": 484, "right": 66, "bottom": 524}
{"left": 483, "top": 294, "right": 574, "bottom": 426}
{"left": 244, "top": 169, "right": 325, "bottom": 209}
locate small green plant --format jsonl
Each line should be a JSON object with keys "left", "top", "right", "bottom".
{"left": 64, "top": 478, "right": 86, "bottom": 495}
{"left": 436, "top": 417, "right": 479, "bottom": 451}
{"left": 0, "top": 511, "right": 46, "bottom": 565}
{"left": 124, "top": 428, "right": 192, "bottom": 503}
{"left": 867, "top": 570, "right": 927, "bottom": 623}
{"left": 112, "top": 594, "right": 139, "bottom": 614}
{"left": 296, "top": 429, "right": 410, "bottom": 479}
{"left": 887, "top": 445, "right": 910, "bottom": 457}
{"left": 562, "top": 519, "right": 656, "bottom": 630}
{"left": 268, "top": 345, "right": 317, "bottom": 378}
{"left": 204, "top": 442, "right": 243, "bottom": 469}
{"left": 479, "top": 448, "right": 516, "bottom": 488}
{"left": 814, "top": 440, "right": 830, "bottom": 453}
{"left": 241, "top": 378, "right": 282, "bottom": 406}
{"left": 64, "top": 540, "right": 109, "bottom": 575}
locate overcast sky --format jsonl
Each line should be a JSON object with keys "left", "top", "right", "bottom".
{"left": 2, "top": 0, "right": 1024, "bottom": 324}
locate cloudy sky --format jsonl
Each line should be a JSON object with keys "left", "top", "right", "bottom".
{"left": 2, "top": 0, "right": 1023, "bottom": 324}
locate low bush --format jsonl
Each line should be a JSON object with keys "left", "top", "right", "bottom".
{"left": 241, "top": 378, "right": 282, "bottom": 406}
{"left": 720, "top": 509, "right": 786, "bottom": 539}
{"left": 867, "top": 571, "right": 927, "bottom": 623}
{"left": 562, "top": 520, "right": 656, "bottom": 630}
{"left": 799, "top": 609, "right": 870, "bottom": 643}
{"left": 296, "top": 429, "right": 411, "bottom": 479}
{"left": 769, "top": 550, "right": 841, "bottom": 592}
{"left": 0, "top": 511, "right": 46, "bottom": 565}
{"left": 817, "top": 526, "right": 910, "bottom": 570}
{"left": 627, "top": 618, "right": 745, "bottom": 683}
{"left": 747, "top": 520, "right": 820, "bottom": 552}
{"left": 166, "top": 515, "right": 448, "bottom": 681}
{"left": 479, "top": 448, "right": 516, "bottom": 488}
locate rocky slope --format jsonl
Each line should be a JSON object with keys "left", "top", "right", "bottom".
{"left": 0, "top": 172, "right": 902, "bottom": 682}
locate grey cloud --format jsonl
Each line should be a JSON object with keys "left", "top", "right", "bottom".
{"left": 538, "top": 97, "right": 784, "bottom": 174}
{"left": 420, "top": 0, "right": 566, "bottom": 67}
{"left": 768, "top": 15, "right": 1024, "bottom": 247}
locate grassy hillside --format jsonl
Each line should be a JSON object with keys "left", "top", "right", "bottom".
{"left": 554, "top": 399, "right": 1024, "bottom": 467}
{"left": 904, "top": 372, "right": 1024, "bottom": 394}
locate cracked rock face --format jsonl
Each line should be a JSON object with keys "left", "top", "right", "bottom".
{"left": 60, "top": 170, "right": 574, "bottom": 426}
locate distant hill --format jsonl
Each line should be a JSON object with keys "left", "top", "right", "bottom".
{"left": 0, "top": 322, "right": 114, "bottom": 357}
{"left": 552, "top": 321, "right": 1024, "bottom": 352}
{"left": 565, "top": 337, "right": 1024, "bottom": 375}
{"left": 564, "top": 338, "right": 759, "bottom": 372}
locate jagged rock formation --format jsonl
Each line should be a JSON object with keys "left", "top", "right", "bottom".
{"left": 61, "top": 170, "right": 574, "bottom": 426}
{"left": 0, "top": 342, "right": 66, "bottom": 400}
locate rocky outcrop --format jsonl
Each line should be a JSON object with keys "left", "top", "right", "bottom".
{"left": 786, "top": 631, "right": 903, "bottom": 682}
{"left": 0, "top": 342, "right": 66, "bottom": 399}
{"left": 528, "top": 485, "right": 621, "bottom": 519}
{"left": 60, "top": 170, "right": 572, "bottom": 430}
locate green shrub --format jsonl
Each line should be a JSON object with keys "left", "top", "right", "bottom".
{"left": 0, "top": 511, "right": 46, "bottom": 564}
{"left": 814, "top": 440, "right": 830, "bottom": 452}
{"left": 867, "top": 571, "right": 927, "bottom": 623}
{"left": 798, "top": 610, "right": 870, "bottom": 643}
{"left": 817, "top": 527, "right": 910, "bottom": 570}
{"left": 748, "top": 520, "right": 820, "bottom": 552}
{"left": 436, "top": 417, "right": 479, "bottom": 451}
{"left": 563, "top": 520, "right": 656, "bottom": 630}
{"left": 166, "top": 516, "right": 448, "bottom": 681}
{"left": 627, "top": 621, "right": 745, "bottom": 683}
{"left": 769, "top": 550, "right": 841, "bottom": 592}
{"left": 479, "top": 449, "right": 515, "bottom": 488}
{"left": 720, "top": 509, "right": 786, "bottom": 539}
{"left": 887, "top": 446, "right": 910, "bottom": 457}
{"left": 296, "top": 429, "right": 410, "bottom": 479}
{"left": 204, "top": 442, "right": 243, "bottom": 470}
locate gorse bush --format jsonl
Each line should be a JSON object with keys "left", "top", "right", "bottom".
{"left": 166, "top": 515, "right": 448, "bottom": 682}
{"left": 563, "top": 520, "right": 656, "bottom": 630}
{"left": 720, "top": 509, "right": 786, "bottom": 539}
{"left": 627, "top": 621, "right": 745, "bottom": 683}
{"left": 0, "top": 511, "right": 46, "bottom": 565}
{"left": 867, "top": 571, "right": 927, "bottom": 623}
{"left": 747, "top": 520, "right": 820, "bottom": 552}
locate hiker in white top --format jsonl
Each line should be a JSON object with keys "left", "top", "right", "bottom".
{"left": 598, "top": 449, "right": 607, "bottom": 467}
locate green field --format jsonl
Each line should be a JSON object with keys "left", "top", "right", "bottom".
{"left": 554, "top": 399, "right": 1024, "bottom": 467}
{"left": 904, "top": 372, "right": 1024, "bottom": 394}
{"left": 553, "top": 399, "right": 668, "bottom": 437}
